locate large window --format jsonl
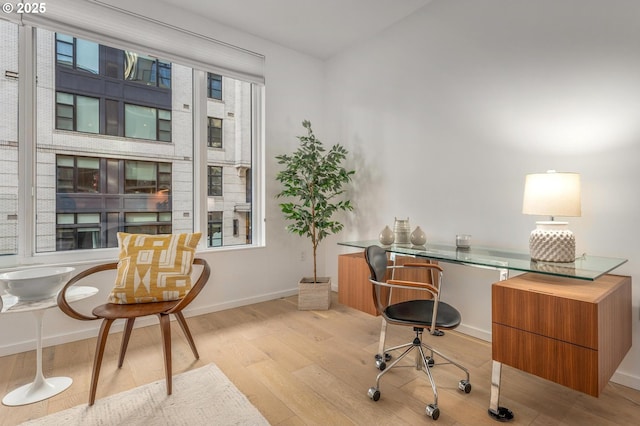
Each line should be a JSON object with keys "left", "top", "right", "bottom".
{"left": 0, "top": 13, "right": 263, "bottom": 263}
{"left": 0, "top": 21, "right": 19, "bottom": 256}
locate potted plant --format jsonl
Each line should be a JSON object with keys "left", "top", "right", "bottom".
{"left": 276, "top": 120, "right": 355, "bottom": 310}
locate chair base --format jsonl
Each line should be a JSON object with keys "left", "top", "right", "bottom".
{"left": 368, "top": 328, "right": 471, "bottom": 420}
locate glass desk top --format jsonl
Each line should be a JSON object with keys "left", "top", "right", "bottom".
{"left": 338, "top": 240, "right": 628, "bottom": 281}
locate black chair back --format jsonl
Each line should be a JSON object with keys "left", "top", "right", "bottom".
{"left": 365, "top": 245, "right": 388, "bottom": 282}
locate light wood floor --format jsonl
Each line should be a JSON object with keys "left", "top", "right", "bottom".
{"left": 1, "top": 293, "right": 639, "bottom": 425}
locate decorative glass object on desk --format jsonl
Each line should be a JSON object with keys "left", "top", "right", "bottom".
{"left": 456, "top": 234, "right": 471, "bottom": 249}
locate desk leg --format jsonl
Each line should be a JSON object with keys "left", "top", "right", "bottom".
{"left": 487, "top": 360, "right": 513, "bottom": 421}
{"left": 488, "top": 267, "right": 514, "bottom": 421}
{"left": 2, "top": 310, "right": 72, "bottom": 406}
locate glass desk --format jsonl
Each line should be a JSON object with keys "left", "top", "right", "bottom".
{"left": 338, "top": 240, "right": 627, "bottom": 281}
{"left": 338, "top": 240, "right": 628, "bottom": 421}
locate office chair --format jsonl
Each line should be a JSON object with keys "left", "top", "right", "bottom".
{"left": 364, "top": 245, "right": 471, "bottom": 420}
{"left": 58, "top": 233, "right": 210, "bottom": 405}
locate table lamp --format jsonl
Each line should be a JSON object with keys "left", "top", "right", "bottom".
{"left": 522, "top": 170, "right": 581, "bottom": 263}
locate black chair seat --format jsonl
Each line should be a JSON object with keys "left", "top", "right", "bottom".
{"left": 384, "top": 299, "right": 461, "bottom": 329}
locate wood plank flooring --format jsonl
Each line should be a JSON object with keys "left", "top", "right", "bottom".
{"left": 1, "top": 293, "right": 639, "bottom": 425}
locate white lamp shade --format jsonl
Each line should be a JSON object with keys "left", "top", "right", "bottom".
{"left": 522, "top": 171, "right": 581, "bottom": 217}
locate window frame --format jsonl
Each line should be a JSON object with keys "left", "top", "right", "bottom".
{"left": 0, "top": 18, "right": 265, "bottom": 267}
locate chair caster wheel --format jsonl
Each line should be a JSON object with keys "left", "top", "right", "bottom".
{"left": 368, "top": 387, "right": 380, "bottom": 401}
{"left": 427, "top": 357, "right": 435, "bottom": 368}
{"left": 426, "top": 404, "right": 440, "bottom": 420}
{"left": 375, "top": 353, "right": 390, "bottom": 370}
{"left": 459, "top": 380, "right": 471, "bottom": 393}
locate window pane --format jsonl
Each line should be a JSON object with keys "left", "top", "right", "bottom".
{"left": 105, "top": 99, "right": 119, "bottom": 135}
{"left": 158, "top": 61, "right": 171, "bottom": 89}
{"left": 77, "top": 213, "right": 100, "bottom": 224}
{"left": 0, "top": 21, "right": 19, "bottom": 255}
{"left": 125, "top": 161, "right": 157, "bottom": 193}
{"left": 125, "top": 212, "right": 158, "bottom": 223}
{"left": 76, "top": 96, "right": 100, "bottom": 133}
{"left": 125, "top": 104, "right": 156, "bottom": 140}
{"left": 25, "top": 26, "right": 258, "bottom": 254}
{"left": 207, "top": 73, "right": 222, "bottom": 99}
{"left": 76, "top": 39, "right": 99, "bottom": 74}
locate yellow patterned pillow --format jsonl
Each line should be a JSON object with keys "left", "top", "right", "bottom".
{"left": 108, "top": 232, "right": 202, "bottom": 304}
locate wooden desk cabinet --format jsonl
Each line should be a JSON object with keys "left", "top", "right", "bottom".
{"left": 492, "top": 273, "right": 632, "bottom": 397}
{"left": 338, "top": 252, "right": 434, "bottom": 316}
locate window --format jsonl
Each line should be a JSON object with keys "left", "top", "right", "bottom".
{"left": 124, "top": 104, "right": 172, "bottom": 142}
{"left": 0, "top": 21, "right": 18, "bottom": 256}
{"left": 207, "top": 166, "right": 223, "bottom": 196}
{"left": 207, "top": 212, "right": 222, "bottom": 247}
{"left": 207, "top": 117, "right": 222, "bottom": 148}
{"left": 56, "top": 33, "right": 99, "bottom": 74}
{"left": 0, "top": 14, "right": 264, "bottom": 263}
{"left": 207, "top": 73, "right": 222, "bottom": 100}
{"left": 56, "top": 92, "right": 100, "bottom": 133}
{"left": 124, "top": 52, "right": 171, "bottom": 89}
{"left": 54, "top": 155, "right": 172, "bottom": 250}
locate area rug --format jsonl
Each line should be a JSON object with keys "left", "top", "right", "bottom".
{"left": 20, "top": 364, "right": 270, "bottom": 426}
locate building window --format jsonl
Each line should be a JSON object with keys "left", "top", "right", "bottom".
{"left": 207, "top": 117, "right": 222, "bottom": 148}
{"left": 124, "top": 104, "right": 172, "bottom": 142}
{"left": 124, "top": 52, "right": 171, "bottom": 89}
{"left": 207, "top": 166, "right": 223, "bottom": 196}
{"left": 207, "top": 73, "right": 222, "bottom": 100}
{"left": 55, "top": 33, "right": 99, "bottom": 74}
{"left": 54, "top": 155, "right": 172, "bottom": 250}
{"left": 124, "top": 212, "right": 172, "bottom": 235}
{"left": 55, "top": 92, "right": 100, "bottom": 133}
{"left": 207, "top": 212, "right": 222, "bottom": 247}
{"left": 56, "top": 213, "right": 101, "bottom": 251}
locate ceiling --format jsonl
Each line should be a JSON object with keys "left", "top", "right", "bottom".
{"left": 156, "top": 0, "right": 432, "bottom": 59}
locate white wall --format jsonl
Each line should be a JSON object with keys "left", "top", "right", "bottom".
{"left": 325, "top": 0, "right": 640, "bottom": 390}
{"left": 0, "top": 1, "right": 325, "bottom": 355}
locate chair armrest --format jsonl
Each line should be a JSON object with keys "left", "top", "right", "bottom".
{"left": 57, "top": 262, "right": 118, "bottom": 321}
{"left": 399, "top": 263, "right": 443, "bottom": 272}
{"left": 387, "top": 279, "right": 439, "bottom": 295}
{"left": 165, "top": 258, "right": 211, "bottom": 314}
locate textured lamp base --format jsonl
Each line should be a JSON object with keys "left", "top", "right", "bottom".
{"left": 529, "top": 222, "right": 576, "bottom": 263}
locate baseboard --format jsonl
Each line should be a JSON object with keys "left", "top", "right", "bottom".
{"left": 0, "top": 288, "right": 298, "bottom": 357}
{"left": 610, "top": 370, "right": 640, "bottom": 391}
{"left": 456, "top": 323, "right": 492, "bottom": 343}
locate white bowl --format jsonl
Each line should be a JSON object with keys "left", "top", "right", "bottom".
{"left": 0, "top": 266, "right": 75, "bottom": 300}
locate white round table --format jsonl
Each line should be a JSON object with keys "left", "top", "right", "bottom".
{"left": 1, "top": 286, "right": 98, "bottom": 406}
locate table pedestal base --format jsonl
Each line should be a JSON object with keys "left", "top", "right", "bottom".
{"left": 2, "top": 376, "right": 72, "bottom": 406}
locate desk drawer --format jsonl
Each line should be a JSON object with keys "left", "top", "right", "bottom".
{"left": 492, "top": 323, "right": 599, "bottom": 396}
{"left": 492, "top": 284, "right": 598, "bottom": 348}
